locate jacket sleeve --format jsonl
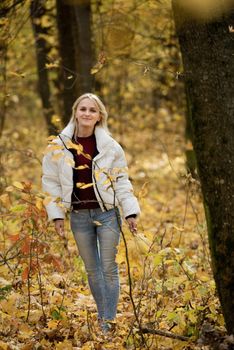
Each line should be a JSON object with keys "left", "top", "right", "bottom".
{"left": 113, "top": 143, "right": 140, "bottom": 218}
{"left": 42, "top": 151, "right": 65, "bottom": 221}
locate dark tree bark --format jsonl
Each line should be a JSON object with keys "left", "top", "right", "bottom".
{"left": 30, "top": 0, "right": 57, "bottom": 135}
{"left": 56, "top": 0, "right": 94, "bottom": 125}
{"left": 0, "top": 28, "right": 7, "bottom": 138}
{"left": 0, "top": 0, "right": 26, "bottom": 136}
{"left": 172, "top": 1, "right": 234, "bottom": 333}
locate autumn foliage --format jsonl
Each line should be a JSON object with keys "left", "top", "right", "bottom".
{"left": 0, "top": 0, "right": 231, "bottom": 349}
{"left": 0, "top": 125, "right": 226, "bottom": 349}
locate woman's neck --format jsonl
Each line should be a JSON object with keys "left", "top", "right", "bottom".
{"left": 77, "top": 127, "right": 94, "bottom": 138}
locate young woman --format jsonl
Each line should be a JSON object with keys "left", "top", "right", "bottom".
{"left": 42, "top": 93, "right": 140, "bottom": 333}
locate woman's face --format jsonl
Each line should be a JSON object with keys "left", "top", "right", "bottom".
{"left": 75, "top": 98, "right": 101, "bottom": 131}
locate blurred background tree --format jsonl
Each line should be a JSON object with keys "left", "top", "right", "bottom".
{"left": 0, "top": 0, "right": 185, "bottom": 183}
{"left": 30, "top": 0, "right": 56, "bottom": 134}
{"left": 56, "top": 0, "right": 94, "bottom": 124}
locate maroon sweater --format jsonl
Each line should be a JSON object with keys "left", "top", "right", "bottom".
{"left": 71, "top": 134, "right": 100, "bottom": 210}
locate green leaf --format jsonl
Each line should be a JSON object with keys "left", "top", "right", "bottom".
{"left": 51, "top": 309, "right": 63, "bottom": 320}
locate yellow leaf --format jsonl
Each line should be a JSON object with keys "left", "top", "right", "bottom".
{"left": 45, "top": 62, "right": 59, "bottom": 69}
{"left": 9, "top": 71, "right": 25, "bottom": 78}
{"left": 35, "top": 198, "right": 43, "bottom": 210}
{"left": 0, "top": 340, "right": 10, "bottom": 350}
{"left": 93, "top": 221, "right": 102, "bottom": 226}
{"left": 13, "top": 181, "right": 24, "bottom": 190}
{"left": 1, "top": 293, "right": 20, "bottom": 314}
{"left": 83, "top": 152, "right": 92, "bottom": 160}
{"left": 55, "top": 340, "right": 73, "bottom": 350}
{"left": 41, "top": 15, "right": 52, "bottom": 28}
{"left": 5, "top": 186, "right": 14, "bottom": 192}
{"left": 197, "top": 273, "right": 210, "bottom": 282}
{"left": 0, "top": 194, "right": 11, "bottom": 208}
{"left": 183, "top": 291, "right": 193, "bottom": 302}
{"left": 47, "top": 135, "right": 57, "bottom": 141}
{"left": 173, "top": 225, "right": 184, "bottom": 232}
{"left": 47, "top": 319, "right": 60, "bottom": 329}
{"left": 76, "top": 182, "right": 93, "bottom": 189}
{"left": 43, "top": 196, "right": 52, "bottom": 206}
{"left": 94, "top": 169, "right": 101, "bottom": 181}
{"left": 21, "top": 342, "right": 35, "bottom": 350}
{"left": 116, "top": 250, "right": 125, "bottom": 264}
{"left": 66, "top": 140, "right": 83, "bottom": 153}
{"left": 154, "top": 254, "right": 163, "bottom": 266}
{"left": 91, "top": 62, "right": 104, "bottom": 75}
{"left": 209, "top": 304, "right": 216, "bottom": 314}
{"left": 51, "top": 114, "right": 61, "bottom": 124}
{"left": 67, "top": 142, "right": 91, "bottom": 160}
{"left": 75, "top": 164, "right": 89, "bottom": 170}
{"left": 138, "top": 182, "right": 149, "bottom": 198}
{"left": 187, "top": 310, "right": 197, "bottom": 323}
{"left": 134, "top": 233, "right": 151, "bottom": 254}
{"left": 43, "top": 145, "right": 63, "bottom": 154}
{"left": 28, "top": 310, "right": 43, "bottom": 324}
{"left": 18, "top": 323, "right": 34, "bottom": 340}
{"left": 102, "top": 178, "right": 111, "bottom": 186}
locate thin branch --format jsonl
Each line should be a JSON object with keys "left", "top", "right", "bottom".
{"left": 141, "top": 327, "right": 190, "bottom": 341}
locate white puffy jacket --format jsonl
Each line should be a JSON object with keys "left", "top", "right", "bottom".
{"left": 42, "top": 121, "right": 140, "bottom": 221}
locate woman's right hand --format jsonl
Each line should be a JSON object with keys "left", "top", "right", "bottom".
{"left": 54, "top": 219, "right": 65, "bottom": 238}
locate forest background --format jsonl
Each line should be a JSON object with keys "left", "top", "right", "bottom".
{"left": 0, "top": 0, "right": 233, "bottom": 349}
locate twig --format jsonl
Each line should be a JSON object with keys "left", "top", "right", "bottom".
{"left": 119, "top": 224, "right": 147, "bottom": 346}
{"left": 26, "top": 238, "right": 32, "bottom": 322}
{"left": 141, "top": 327, "right": 190, "bottom": 341}
{"left": 36, "top": 237, "right": 47, "bottom": 323}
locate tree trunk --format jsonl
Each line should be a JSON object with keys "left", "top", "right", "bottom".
{"left": 0, "top": 0, "right": 25, "bottom": 136}
{"left": 30, "top": 0, "right": 56, "bottom": 136}
{"left": 172, "top": 1, "right": 234, "bottom": 333}
{"left": 74, "top": 2, "right": 94, "bottom": 94}
{"left": 0, "top": 28, "right": 7, "bottom": 138}
{"left": 56, "top": 0, "right": 94, "bottom": 125}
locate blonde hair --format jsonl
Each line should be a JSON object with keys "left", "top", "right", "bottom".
{"left": 71, "top": 93, "right": 109, "bottom": 138}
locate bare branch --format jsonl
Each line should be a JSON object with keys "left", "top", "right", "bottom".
{"left": 141, "top": 327, "right": 190, "bottom": 341}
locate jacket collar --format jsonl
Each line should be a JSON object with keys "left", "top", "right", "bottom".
{"left": 59, "top": 121, "right": 113, "bottom": 152}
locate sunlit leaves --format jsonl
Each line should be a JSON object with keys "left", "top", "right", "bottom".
{"left": 91, "top": 51, "right": 106, "bottom": 75}
{"left": 74, "top": 164, "right": 89, "bottom": 170}
{"left": 12, "top": 181, "right": 24, "bottom": 190}
{"left": 76, "top": 182, "right": 93, "bottom": 189}
{"left": 66, "top": 140, "right": 92, "bottom": 161}
{"left": 43, "top": 145, "right": 64, "bottom": 154}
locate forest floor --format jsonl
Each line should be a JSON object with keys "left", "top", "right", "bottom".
{"left": 0, "top": 110, "right": 228, "bottom": 349}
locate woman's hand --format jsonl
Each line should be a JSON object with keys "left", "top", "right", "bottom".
{"left": 126, "top": 217, "right": 137, "bottom": 234}
{"left": 54, "top": 219, "right": 65, "bottom": 238}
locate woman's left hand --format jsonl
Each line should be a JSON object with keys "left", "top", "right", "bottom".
{"left": 126, "top": 217, "right": 137, "bottom": 234}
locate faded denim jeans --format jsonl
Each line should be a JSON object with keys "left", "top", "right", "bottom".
{"left": 70, "top": 207, "right": 121, "bottom": 320}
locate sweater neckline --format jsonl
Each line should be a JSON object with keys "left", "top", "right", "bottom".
{"left": 75, "top": 134, "right": 95, "bottom": 140}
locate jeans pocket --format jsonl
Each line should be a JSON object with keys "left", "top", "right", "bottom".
{"left": 97, "top": 208, "right": 122, "bottom": 233}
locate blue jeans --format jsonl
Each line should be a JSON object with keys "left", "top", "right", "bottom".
{"left": 70, "top": 207, "right": 121, "bottom": 320}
